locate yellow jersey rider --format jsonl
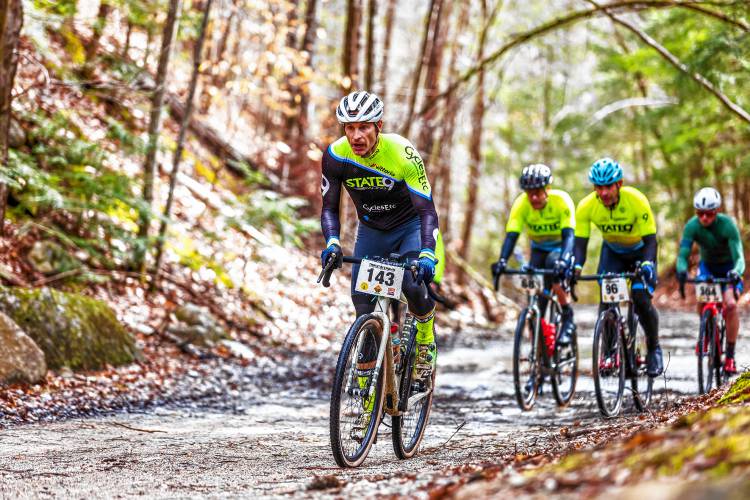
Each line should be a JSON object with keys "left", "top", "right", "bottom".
{"left": 491, "top": 164, "right": 577, "bottom": 345}
{"left": 574, "top": 158, "right": 663, "bottom": 377}
{"left": 320, "top": 91, "right": 440, "bottom": 385}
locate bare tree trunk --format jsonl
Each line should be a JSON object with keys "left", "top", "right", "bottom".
{"left": 199, "top": 0, "right": 237, "bottom": 114}
{"left": 135, "top": 0, "right": 182, "bottom": 272}
{"left": 214, "top": 1, "right": 236, "bottom": 64}
{"left": 459, "top": 0, "right": 499, "bottom": 282}
{"left": 364, "top": 0, "right": 377, "bottom": 89}
{"left": 295, "top": 0, "right": 318, "bottom": 138}
{"left": 286, "top": 0, "right": 320, "bottom": 198}
{"left": 341, "top": 0, "right": 363, "bottom": 239}
{"left": 285, "top": 0, "right": 299, "bottom": 48}
{"left": 280, "top": 0, "right": 302, "bottom": 192}
{"left": 540, "top": 44, "right": 553, "bottom": 164}
{"left": 151, "top": 0, "right": 214, "bottom": 286}
{"left": 401, "top": 0, "right": 437, "bottom": 137}
{"left": 0, "top": 0, "right": 23, "bottom": 236}
{"left": 727, "top": 170, "right": 742, "bottom": 221}
{"left": 378, "top": 0, "right": 397, "bottom": 100}
{"left": 84, "top": 0, "right": 112, "bottom": 70}
{"left": 435, "top": 1, "right": 470, "bottom": 238}
{"left": 342, "top": 0, "right": 362, "bottom": 89}
{"left": 122, "top": 19, "right": 133, "bottom": 58}
{"left": 741, "top": 177, "right": 750, "bottom": 226}
{"left": 418, "top": 0, "right": 451, "bottom": 158}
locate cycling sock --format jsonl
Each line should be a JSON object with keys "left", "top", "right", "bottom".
{"left": 633, "top": 289, "right": 660, "bottom": 350}
{"left": 415, "top": 308, "right": 435, "bottom": 344}
{"left": 727, "top": 342, "right": 736, "bottom": 359}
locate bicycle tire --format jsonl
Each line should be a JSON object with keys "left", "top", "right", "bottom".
{"left": 592, "top": 309, "right": 625, "bottom": 417}
{"left": 551, "top": 302, "right": 578, "bottom": 407}
{"left": 391, "top": 343, "right": 435, "bottom": 459}
{"left": 330, "top": 314, "right": 386, "bottom": 467}
{"left": 630, "top": 311, "right": 653, "bottom": 411}
{"left": 712, "top": 315, "right": 723, "bottom": 388}
{"left": 697, "top": 309, "right": 714, "bottom": 394}
{"left": 513, "top": 307, "right": 540, "bottom": 411}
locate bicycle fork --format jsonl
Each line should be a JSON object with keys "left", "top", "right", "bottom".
{"left": 345, "top": 296, "right": 403, "bottom": 416}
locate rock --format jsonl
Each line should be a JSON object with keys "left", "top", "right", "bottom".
{"left": 0, "top": 312, "right": 47, "bottom": 384}
{"left": 0, "top": 286, "right": 137, "bottom": 370}
{"left": 27, "top": 240, "right": 83, "bottom": 276}
{"left": 169, "top": 303, "right": 228, "bottom": 347}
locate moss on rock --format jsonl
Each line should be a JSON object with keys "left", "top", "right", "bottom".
{"left": 0, "top": 286, "right": 136, "bottom": 370}
{"left": 719, "top": 372, "right": 750, "bottom": 405}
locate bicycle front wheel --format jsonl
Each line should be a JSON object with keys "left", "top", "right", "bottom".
{"left": 391, "top": 349, "right": 435, "bottom": 460}
{"left": 552, "top": 323, "right": 578, "bottom": 407}
{"left": 697, "top": 309, "right": 715, "bottom": 394}
{"left": 330, "top": 314, "right": 386, "bottom": 468}
{"left": 631, "top": 313, "right": 653, "bottom": 411}
{"left": 711, "top": 315, "right": 723, "bottom": 388}
{"left": 513, "top": 307, "right": 540, "bottom": 411}
{"left": 592, "top": 310, "right": 625, "bottom": 417}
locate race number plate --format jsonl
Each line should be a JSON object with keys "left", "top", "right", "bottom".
{"left": 601, "top": 277, "right": 629, "bottom": 303}
{"left": 355, "top": 259, "right": 404, "bottom": 299}
{"left": 696, "top": 283, "right": 723, "bottom": 303}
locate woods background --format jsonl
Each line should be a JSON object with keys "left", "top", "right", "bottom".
{"left": 0, "top": 0, "right": 748, "bottom": 294}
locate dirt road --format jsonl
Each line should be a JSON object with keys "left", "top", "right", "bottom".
{"left": 1, "top": 308, "right": 746, "bottom": 498}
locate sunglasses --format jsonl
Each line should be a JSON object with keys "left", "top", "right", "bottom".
{"left": 696, "top": 210, "right": 717, "bottom": 218}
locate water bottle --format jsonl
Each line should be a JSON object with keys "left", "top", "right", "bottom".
{"left": 390, "top": 323, "right": 401, "bottom": 366}
{"left": 542, "top": 319, "right": 556, "bottom": 357}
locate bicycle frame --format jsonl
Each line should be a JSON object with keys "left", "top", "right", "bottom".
{"left": 346, "top": 294, "right": 406, "bottom": 416}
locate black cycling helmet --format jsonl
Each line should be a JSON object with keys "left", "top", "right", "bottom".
{"left": 519, "top": 164, "right": 552, "bottom": 190}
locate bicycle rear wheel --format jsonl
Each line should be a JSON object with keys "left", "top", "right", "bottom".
{"left": 697, "top": 309, "right": 714, "bottom": 394}
{"left": 592, "top": 310, "right": 625, "bottom": 417}
{"left": 631, "top": 312, "right": 653, "bottom": 411}
{"left": 551, "top": 304, "right": 578, "bottom": 407}
{"left": 330, "top": 314, "right": 386, "bottom": 467}
{"left": 391, "top": 341, "right": 435, "bottom": 459}
{"left": 513, "top": 307, "right": 540, "bottom": 411}
{"left": 711, "top": 316, "right": 723, "bottom": 388}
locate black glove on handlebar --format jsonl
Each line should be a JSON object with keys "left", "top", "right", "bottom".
{"left": 491, "top": 258, "right": 507, "bottom": 280}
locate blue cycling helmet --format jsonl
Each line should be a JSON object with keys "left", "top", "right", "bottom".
{"left": 588, "top": 157, "right": 623, "bottom": 185}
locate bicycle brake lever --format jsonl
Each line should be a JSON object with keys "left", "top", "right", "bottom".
{"left": 318, "top": 258, "right": 335, "bottom": 287}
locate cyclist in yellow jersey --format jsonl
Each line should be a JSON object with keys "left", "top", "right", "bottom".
{"left": 491, "top": 164, "right": 577, "bottom": 345}
{"left": 321, "top": 91, "right": 440, "bottom": 391}
{"left": 574, "top": 157, "right": 663, "bottom": 376}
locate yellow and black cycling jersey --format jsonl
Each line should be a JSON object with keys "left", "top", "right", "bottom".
{"left": 575, "top": 186, "right": 656, "bottom": 253}
{"left": 321, "top": 133, "right": 439, "bottom": 255}
{"left": 506, "top": 189, "right": 576, "bottom": 251}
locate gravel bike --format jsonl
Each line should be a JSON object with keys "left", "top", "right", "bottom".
{"left": 319, "top": 254, "right": 437, "bottom": 467}
{"left": 495, "top": 267, "right": 578, "bottom": 411}
{"left": 681, "top": 276, "right": 736, "bottom": 394}
{"left": 576, "top": 267, "right": 653, "bottom": 417}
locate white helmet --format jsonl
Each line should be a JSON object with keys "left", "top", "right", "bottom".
{"left": 336, "top": 91, "right": 384, "bottom": 124}
{"left": 693, "top": 187, "right": 722, "bottom": 210}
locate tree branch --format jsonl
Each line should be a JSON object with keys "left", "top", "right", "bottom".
{"left": 416, "top": 0, "right": 748, "bottom": 117}
{"left": 589, "top": 0, "right": 750, "bottom": 125}
{"left": 681, "top": 3, "right": 749, "bottom": 31}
